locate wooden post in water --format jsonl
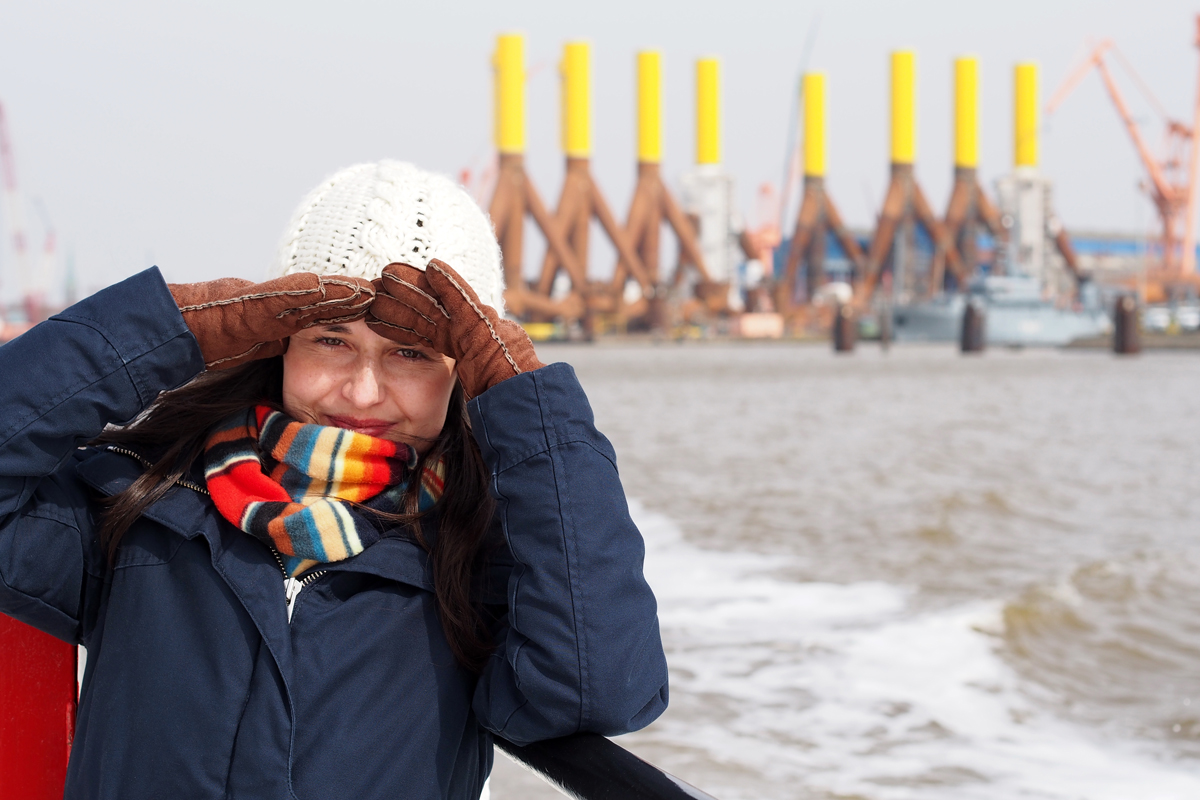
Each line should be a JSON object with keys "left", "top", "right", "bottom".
{"left": 960, "top": 300, "right": 985, "bottom": 352}
{"left": 1113, "top": 295, "right": 1141, "bottom": 354}
{"left": 878, "top": 303, "right": 892, "bottom": 351}
{"left": 833, "top": 303, "right": 857, "bottom": 352}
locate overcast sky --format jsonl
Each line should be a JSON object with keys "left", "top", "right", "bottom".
{"left": 0, "top": 0, "right": 1195, "bottom": 302}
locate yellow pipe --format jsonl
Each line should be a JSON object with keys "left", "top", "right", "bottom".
{"left": 561, "top": 41, "right": 591, "bottom": 157}
{"left": 803, "top": 72, "right": 826, "bottom": 177}
{"left": 891, "top": 50, "right": 916, "bottom": 164}
{"left": 493, "top": 33, "right": 525, "bottom": 154}
{"left": 637, "top": 51, "right": 662, "bottom": 163}
{"left": 1014, "top": 62, "right": 1038, "bottom": 168}
{"left": 696, "top": 57, "right": 721, "bottom": 165}
{"left": 954, "top": 56, "right": 979, "bottom": 168}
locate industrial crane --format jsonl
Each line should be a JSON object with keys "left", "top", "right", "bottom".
{"left": 0, "top": 101, "right": 60, "bottom": 338}
{"left": 0, "top": 101, "right": 30, "bottom": 318}
{"left": 1046, "top": 16, "right": 1200, "bottom": 281}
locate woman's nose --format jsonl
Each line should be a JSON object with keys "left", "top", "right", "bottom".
{"left": 344, "top": 359, "right": 385, "bottom": 407}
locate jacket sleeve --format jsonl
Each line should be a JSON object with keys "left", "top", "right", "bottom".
{"left": 468, "top": 362, "right": 669, "bottom": 744}
{"left": 0, "top": 267, "right": 205, "bottom": 642}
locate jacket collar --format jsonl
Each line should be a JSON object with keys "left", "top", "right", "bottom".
{"left": 74, "top": 446, "right": 434, "bottom": 590}
{"left": 75, "top": 446, "right": 300, "bottom": 689}
{"left": 74, "top": 447, "right": 210, "bottom": 541}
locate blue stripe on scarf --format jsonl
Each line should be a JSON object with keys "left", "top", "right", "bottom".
{"left": 284, "top": 506, "right": 328, "bottom": 562}
{"left": 283, "top": 422, "right": 321, "bottom": 497}
{"left": 327, "top": 429, "right": 346, "bottom": 486}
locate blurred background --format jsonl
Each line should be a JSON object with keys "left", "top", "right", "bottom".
{"left": 0, "top": 0, "right": 1196, "bottom": 299}
{"left": 4, "top": 2, "right": 1200, "bottom": 798}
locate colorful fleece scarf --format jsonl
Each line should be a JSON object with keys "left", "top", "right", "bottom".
{"left": 204, "top": 405, "right": 444, "bottom": 577}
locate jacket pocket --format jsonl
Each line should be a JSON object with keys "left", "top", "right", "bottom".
{"left": 113, "top": 521, "right": 186, "bottom": 569}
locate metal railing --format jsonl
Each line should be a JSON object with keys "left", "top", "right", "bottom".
{"left": 495, "top": 733, "right": 719, "bottom": 800}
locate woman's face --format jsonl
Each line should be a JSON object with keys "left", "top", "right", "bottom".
{"left": 281, "top": 319, "right": 457, "bottom": 454}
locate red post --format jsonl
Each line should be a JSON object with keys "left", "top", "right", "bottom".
{"left": 0, "top": 613, "right": 76, "bottom": 800}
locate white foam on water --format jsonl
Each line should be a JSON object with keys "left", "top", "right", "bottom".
{"left": 628, "top": 499, "right": 1200, "bottom": 800}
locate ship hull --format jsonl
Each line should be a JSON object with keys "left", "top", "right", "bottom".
{"left": 891, "top": 278, "right": 1112, "bottom": 347}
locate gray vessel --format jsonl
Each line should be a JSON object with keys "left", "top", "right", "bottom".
{"left": 892, "top": 275, "right": 1111, "bottom": 346}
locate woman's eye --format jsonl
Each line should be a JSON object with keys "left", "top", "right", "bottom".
{"left": 316, "top": 337, "right": 345, "bottom": 347}
{"left": 396, "top": 348, "right": 424, "bottom": 360}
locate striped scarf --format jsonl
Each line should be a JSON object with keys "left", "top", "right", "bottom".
{"left": 204, "top": 405, "right": 444, "bottom": 577}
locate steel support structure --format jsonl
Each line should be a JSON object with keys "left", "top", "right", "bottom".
{"left": 776, "top": 176, "right": 864, "bottom": 311}
{"left": 858, "top": 163, "right": 965, "bottom": 304}
{"left": 489, "top": 154, "right": 588, "bottom": 321}
{"left": 938, "top": 166, "right": 1005, "bottom": 287}
{"left": 534, "top": 158, "right": 654, "bottom": 329}
{"left": 615, "top": 162, "right": 717, "bottom": 328}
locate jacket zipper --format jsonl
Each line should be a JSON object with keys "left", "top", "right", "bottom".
{"left": 270, "top": 548, "right": 326, "bottom": 623}
{"left": 107, "top": 444, "right": 325, "bottom": 623}
{"left": 105, "top": 445, "right": 210, "bottom": 495}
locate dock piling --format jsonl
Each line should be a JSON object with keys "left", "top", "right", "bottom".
{"left": 833, "top": 303, "right": 857, "bottom": 352}
{"left": 1113, "top": 295, "right": 1141, "bottom": 354}
{"left": 960, "top": 300, "right": 986, "bottom": 352}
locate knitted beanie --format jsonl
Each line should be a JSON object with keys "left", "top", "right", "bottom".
{"left": 270, "top": 161, "right": 505, "bottom": 311}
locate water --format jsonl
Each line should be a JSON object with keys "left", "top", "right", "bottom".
{"left": 488, "top": 342, "right": 1200, "bottom": 799}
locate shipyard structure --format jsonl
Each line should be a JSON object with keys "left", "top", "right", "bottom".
{"left": 4, "top": 24, "right": 1200, "bottom": 345}
{"left": 469, "top": 23, "right": 1200, "bottom": 345}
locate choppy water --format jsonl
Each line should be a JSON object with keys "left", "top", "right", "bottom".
{"left": 489, "top": 342, "right": 1200, "bottom": 800}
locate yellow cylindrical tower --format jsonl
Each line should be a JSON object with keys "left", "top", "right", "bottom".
{"left": 803, "top": 72, "right": 826, "bottom": 177}
{"left": 1014, "top": 62, "right": 1038, "bottom": 168}
{"left": 493, "top": 33, "right": 525, "bottom": 154}
{"left": 891, "top": 50, "right": 916, "bottom": 164}
{"left": 696, "top": 57, "right": 721, "bottom": 165}
{"left": 637, "top": 51, "right": 662, "bottom": 163}
{"left": 954, "top": 56, "right": 979, "bottom": 169}
{"left": 561, "top": 41, "right": 591, "bottom": 157}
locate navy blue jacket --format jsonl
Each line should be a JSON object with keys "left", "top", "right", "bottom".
{"left": 0, "top": 268, "right": 668, "bottom": 799}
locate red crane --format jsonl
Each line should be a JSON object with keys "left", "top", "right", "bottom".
{"left": 1046, "top": 17, "right": 1200, "bottom": 279}
{"left": 0, "top": 101, "right": 31, "bottom": 312}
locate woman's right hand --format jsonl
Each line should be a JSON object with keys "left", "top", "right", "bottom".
{"left": 169, "top": 274, "right": 375, "bottom": 370}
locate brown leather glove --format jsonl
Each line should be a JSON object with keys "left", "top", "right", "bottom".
{"left": 367, "top": 260, "right": 544, "bottom": 399}
{"left": 169, "top": 274, "right": 375, "bottom": 370}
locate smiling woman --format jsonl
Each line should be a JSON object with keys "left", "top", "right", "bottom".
{"left": 0, "top": 160, "right": 668, "bottom": 800}
{"left": 282, "top": 319, "right": 458, "bottom": 449}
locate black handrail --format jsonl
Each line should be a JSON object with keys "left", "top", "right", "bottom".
{"left": 494, "top": 733, "right": 719, "bottom": 800}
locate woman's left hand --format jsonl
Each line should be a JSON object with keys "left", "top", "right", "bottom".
{"left": 367, "top": 260, "right": 543, "bottom": 399}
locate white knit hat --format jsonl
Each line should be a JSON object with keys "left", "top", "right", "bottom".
{"left": 270, "top": 160, "right": 506, "bottom": 311}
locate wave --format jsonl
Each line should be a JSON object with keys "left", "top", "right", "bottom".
{"left": 622, "top": 500, "right": 1200, "bottom": 800}
{"left": 1001, "top": 550, "right": 1200, "bottom": 758}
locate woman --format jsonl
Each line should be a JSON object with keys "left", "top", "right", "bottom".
{"left": 0, "top": 161, "right": 668, "bottom": 799}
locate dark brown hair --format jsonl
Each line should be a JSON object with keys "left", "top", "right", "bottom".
{"left": 93, "top": 358, "right": 496, "bottom": 672}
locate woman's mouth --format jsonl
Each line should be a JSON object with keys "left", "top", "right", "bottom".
{"left": 325, "top": 415, "right": 395, "bottom": 437}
